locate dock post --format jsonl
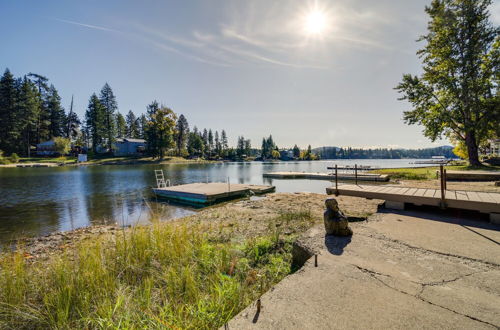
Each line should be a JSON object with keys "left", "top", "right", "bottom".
{"left": 439, "top": 165, "right": 446, "bottom": 209}
{"left": 335, "top": 165, "right": 339, "bottom": 196}
{"left": 355, "top": 164, "right": 358, "bottom": 185}
{"left": 443, "top": 169, "right": 447, "bottom": 190}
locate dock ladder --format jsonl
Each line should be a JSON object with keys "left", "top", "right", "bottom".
{"left": 155, "top": 169, "right": 170, "bottom": 188}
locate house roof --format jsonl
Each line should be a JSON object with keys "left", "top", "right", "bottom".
{"left": 37, "top": 140, "right": 55, "bottom": 146}
{"left": 115, "top": 138, "right": 146, "bottom": 143}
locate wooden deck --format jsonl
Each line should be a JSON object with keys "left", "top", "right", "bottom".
{"left": 263, "top": 172, "right": 389, "bottom": 182}
{"left": 326, "top": 184, "right": 500, "bottom": 218}
{"left": 153, "top": 182, "right": 275, "bottom": 204}
{"left": 445, "top": 170, "right": 500, "bottom": 181}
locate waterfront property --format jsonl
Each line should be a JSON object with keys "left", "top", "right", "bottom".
{"left": 36, "top": 140, "right": 57, "bottom": 156}
{"left": 114, "top": 138, "right": 147, "bottom": 156}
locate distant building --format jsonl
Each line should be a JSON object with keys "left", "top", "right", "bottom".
{"left": 36, "top": 140, "right": 57, "bottom": 156}
{"left": 114, "top": 138, "right": 147, "bottom": 156}
{"left": 279, "top": 150, "right": 294, "bottom": 161}
{"left": 488, "top": 139, "right": 500, "bottom": 155}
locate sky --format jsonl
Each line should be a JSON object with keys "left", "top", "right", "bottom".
{"left": 1, "top": 0, "right": 499, "bottom": 149}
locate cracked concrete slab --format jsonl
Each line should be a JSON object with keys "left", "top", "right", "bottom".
{"left": 226, "top": 210, "right": 500, "bottom": 329}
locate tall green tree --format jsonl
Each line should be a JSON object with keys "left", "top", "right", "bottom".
{"left": 0, "top": 69, "right": 19, "bottom": 154}
{"left": 66, "top": 95, "right": 81, "bottom": 142}
{"left": 396, "top": 0, "right": 499, "bottom": 166}
{"left": 27, "top": 73, "right": 50, "bottom": 144}
{"left": 187, "top": 131, "right": 204, "bottom": 157}
{"left": 17, "top": 77, "right": 41, "bottom": 156}
{"left": 138, "top": 114, "right": 147, "bottom": 139}
{"left": 115, "top": 112, "right": 126, "bottom": 138}
{"left": 126, "top": 110, "right": 139, "bottom": 138}
{"left": 47, "top": 85, "right": 66, "bottom": 138}
{"left": 99, "top": 83, "right": 117, "bottom": 150}
{"left": 85, "top": 94, "right": 106, "bottom": 153}
{"left": 293, "top": 144, "right": 300, "bottom": 158}
{"left": 145, "top": 105, "right": 177, "bottom": 158}
{"left": 175, "top": 114, "right": 189, "bottom": 156}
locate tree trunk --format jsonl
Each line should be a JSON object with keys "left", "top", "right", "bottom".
{"left": 465, "top": 132, "right": 481, "bottom": 166}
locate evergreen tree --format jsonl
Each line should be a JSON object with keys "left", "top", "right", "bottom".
{"left": 221, "top": 129, "right": 228, "bottom": 152}
{"left": 236, "top": 136, "right": 246, "bottom": 158}
{"left": 27, "top": 73, "right": 50, "bottom": 144}
{"left": 187, "top": 132, "right": 204, "bottom": 157}
{"left": 85, "top": 94, "right": 106, "bottom": 153}
{"left": 175, "top": 114, "right": 189, "bottom": 156}
{"left": 17, "top": 77, "right": 41, "bottom": 156}
{"left": 47, "top": 85, "right": 66, "bottom": 138}
{"left": 125, "top": 110, "right": 139, "bottom": 138}
{"left": 115, "top": 112, "right": 126, "bottom": 138}
{"left": 293, "top": 144, "right": 300, "bottom": 158}
{"left": 208, "top": 129, "right": 214, "bottom": 155}
{"left": 214, "top": 131, "right": 221, "bottom": 157}
{"left": 0, "top": 69, "right": 19, "bottom": 154}
{"left": 66, "top": 96, "right": 81, "bottom": 142}
{"left": 244, "top": 139, "right": 251, "bottom": 156}
{"left": 99, "top": 83, "right": 117, "bottom": 150}
{"left": 138, "top": 114, "right": 147, "bottom": 139}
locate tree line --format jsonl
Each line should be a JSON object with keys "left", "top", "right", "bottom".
{"left": 314, "top": 146, "right": 457, "bottom": 159}
{"left": 0, "top": 69, "right": 77, "bottom": 156}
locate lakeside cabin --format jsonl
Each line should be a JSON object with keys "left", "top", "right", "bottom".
{"left": 114, "top": 138, "right": 147, "bottom": 156}
{"left": 36, "top": 140, "right": 57, "bottom": 156}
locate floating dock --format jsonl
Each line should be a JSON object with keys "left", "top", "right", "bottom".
{"left": 263, "top": 171, "right": 389, "bottom": 182}
{"left": 327, "top": 184, "right": 500, "bottom": 223}
{"left": 152, "top": 182, "right": 275, "bottom": 205}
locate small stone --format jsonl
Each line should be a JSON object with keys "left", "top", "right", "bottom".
{"left": 324, "top": 198, "right": 352, "bottom": 236}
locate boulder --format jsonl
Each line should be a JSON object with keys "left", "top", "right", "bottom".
{"left": 324, "top": 198, "right": 352, "bottom": 236}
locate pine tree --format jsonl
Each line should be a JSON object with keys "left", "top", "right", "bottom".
{"left": 47, "top": 85, "right": 66, "bottom": 138}
{"left": 125, "top": 110, "right": 139, "bottom": 138}
{"left": 0, "top": 69, "right": 19, "bottom": 154}
{"left": 17, "top": 77, "right": 41, "bottom": 156}
{"left": 208, "top": 129, "right": 214, "bottom": 157}
{"left": 115, "top": 112, "right": 126, "bottom": 138}
{"left": 175, "top": 114, "right": 189, "bottom": 156}
{"left": 293, "top": 144, "right": 300, "bottom": 158}
{"left": 85, "top": 94, "right": 106, "bottom": 153}
{"left": 145, "top": 105, "right": 177, "bottom": 158}
{"left": 221, "top": 129, "right": 228, "bottom": 152}
{"left": 99, "top": 83, "right": 117, "bottom": 151}
{"left": 27, "top": 73, "right": 50, "bottom": 144}
{"left": 214, "top": 131, "right": 221, "bottom": 157}
{"left": 66, "top": 95, "right": 81, "bottom": 142}
{"left": 138, "top": 114, "right": 147, "bottom": 139}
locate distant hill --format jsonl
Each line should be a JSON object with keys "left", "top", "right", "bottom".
{"left": 312, "top": 146, "right": 457, "bottom": 159}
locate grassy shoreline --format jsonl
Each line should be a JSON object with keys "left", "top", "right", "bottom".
{"left": 0, "top": 194, "right": 325, "bottom": 329}
{"left": 372, "top": 164, "right": 500, "bottom": 180}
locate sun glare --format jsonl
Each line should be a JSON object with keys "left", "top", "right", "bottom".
{"left": 303, "top": 8, "right": 329, "bottom": 36}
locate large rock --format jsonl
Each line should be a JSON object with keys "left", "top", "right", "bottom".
{"left": 324, "top": 198, "right": 352, "bottom": 236}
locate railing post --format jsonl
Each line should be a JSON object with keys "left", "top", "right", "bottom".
{"left": 335, "top": 164, "right": 338, "bottom": 196}
{"left": 355, "top": 164, "right": 358, "bottom": 185}
{"left": 443, "top": 169, "right": 447, "bottom": 191}
{"left": 439, "top": 164, "right": 445, "bottom": 209}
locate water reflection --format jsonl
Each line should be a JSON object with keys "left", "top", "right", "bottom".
{"left": 0, "top": 159, "right": 429, "bottom": 244}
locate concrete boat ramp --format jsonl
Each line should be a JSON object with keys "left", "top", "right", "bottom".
{"left": 263, "top": 171, "right": 389, "bottom": 182}
{"left": 152, "top": 182, "right": 275, "bottom": 205}
{"left": 327, "top": 184, "right": 500, "bottom": 223}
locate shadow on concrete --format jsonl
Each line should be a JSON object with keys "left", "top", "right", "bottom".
{"left": 324, "top": 235, "right": 352, "bottom": 255}
{"left": 377, "top": 204, "right": 498, "bottom": 231}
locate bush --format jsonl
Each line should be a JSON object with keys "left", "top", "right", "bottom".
{"left": 53, "top": 137, "right": 71, "bottom": 155}
{"left": 9, "top": 153, "right": 19, "bottom": 163}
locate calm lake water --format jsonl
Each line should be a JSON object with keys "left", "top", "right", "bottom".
{"left": 0, "top": 159, "right": 430, "bottom": 243}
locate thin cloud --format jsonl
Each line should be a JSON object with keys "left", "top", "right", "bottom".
{"left": 54, "top": 18, "right": 121, "bottom": 33}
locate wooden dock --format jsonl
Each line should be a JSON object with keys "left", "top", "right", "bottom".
{"left": 263, "top": 171, "right": 389, "bottom": 182}
{"left": 445, "top": 170, "right": 500, "bottom": 181}
{"left": 326, "top": 184, "right": 500, "bottom": 223}
{"left": 152, "top": 182, "right": 275, "bottom": 204}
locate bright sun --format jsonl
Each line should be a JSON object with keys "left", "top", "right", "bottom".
{"left": 303, "top": 9, "right": 329, "bottom": 36}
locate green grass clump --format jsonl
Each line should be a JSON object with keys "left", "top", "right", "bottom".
{"left": 373, "top": 164, "right": 500, "bottom": 181}
{"left": 0, "top": 223, "right": 295, "bottom": 329}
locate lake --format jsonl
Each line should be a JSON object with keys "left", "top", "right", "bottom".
{"left": 0, "top": 159, "right": 430, "bottom": 243}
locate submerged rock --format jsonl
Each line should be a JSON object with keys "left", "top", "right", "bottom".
{"left": 324, "top": 198, "right": 352, "bottom": 236}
